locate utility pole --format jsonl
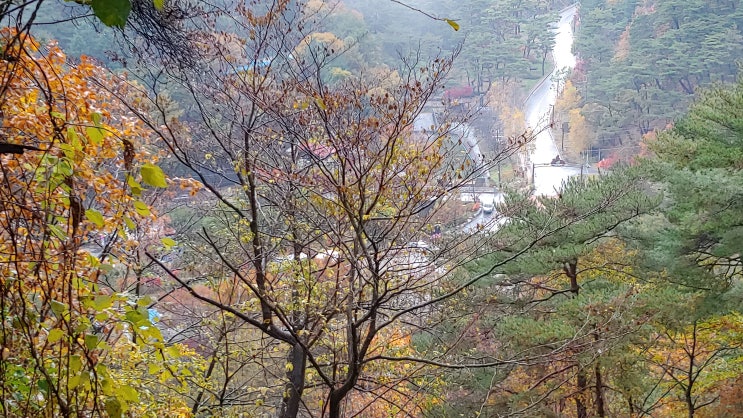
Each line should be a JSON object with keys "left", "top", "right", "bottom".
{"left": 497, "top": 161, "right": 502, "bottom": 188}
{"left": 532, "top": 162, "right": 535, "bottom": 186}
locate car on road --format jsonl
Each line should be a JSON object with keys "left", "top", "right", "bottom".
{"left": 480, "top": 194, "right": 495, "bottom": 214}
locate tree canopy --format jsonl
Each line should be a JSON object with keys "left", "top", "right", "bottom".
{"left": 2, "top": 0, "right": 743, "bottom": 417}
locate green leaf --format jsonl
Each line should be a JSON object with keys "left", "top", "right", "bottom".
{"left": 124, "top": 216, "right": 136, "bottom": 230}
{"left": 48, "top": 328, "right": 64, "bottom": 343}
{"left": 118, "top": 385, "right": 139, "bottom": 402}
{"left": 139, "top": 325, "right": 163, "bottom": 342}
{"left": 125, "top": 309, "right": 146, "bottom": 325}
{"left": 137, "top": 295, "right": 153, "bottom": 307}
{"left": 105, "top": 397, "right": 123, "bottom": 418}
{"left": 51, "top": 300, "right": 68, "bottom": 316}
{"left": 166, "top": 344, "right": 181, "bottom": 358}
{"left": 90, "top": 0, "right": 131, "bottom": 29}
{"left": 59, "top": 143, "right": 75, "bottom": 160}
{"left": 93, "top": 295, "right": 113, "bottom": 310}
{"left": 69, "top": 355, "right": 82, "bottom": 374}
{"left": 85, "top": 209, "right": 105, "bottom": 228}
{"left": 57, "top": 159, "right": 73, "bottom": 177}
{"left": 153, "top": 0, "right": 164, "bottom": 10}
{"left": 84, "top": 334, "right": 99, "bottom": 350}
{"left": 148, "top": 363, "right": 161, "bottom": 375}
{"left": 38, "top": 379, "right": 49, "bottom": 394}
{"left": 161, "top": 237, "right": 176, "bottom": 248}
{"left": 140, "top": 163, "right": 168, "bottom": 188}
{"left": 101, "top": 376, "right": 114, "bottom": 396}
{"left": 133, "top": 200, "right": 150, "bottom": 217}
{"left": 126, "top": 175, "right": 143, "bottom": 196}
{"left": 85, "top": 126, "right": 105, "bottom": 145}
{"left": 91, "top": 112, "right": 102, "bottom": 126}
{"left": 67, "top": 127, "right": 81, "bottom": 149}
{"left": 48, "top": 224, "right": 67, "bottom": 240}
{"left": 445, "top": 19, "right": 460, "bottom": 31}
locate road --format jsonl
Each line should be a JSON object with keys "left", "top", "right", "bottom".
{"left": 452, "top": 124, "right": 484, "bottom": 173}
{"left": 524, "top": 4, "right": 581, "bottom": 196}
{"left": 461, "top": 5, "right": 580, "bottom": 233}
{"left": 461, "top": 191, "right": 507, "bottom": 234}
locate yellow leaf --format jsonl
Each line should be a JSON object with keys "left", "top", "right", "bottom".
{"left": 86, "top": 126, "right": 105, "bottom": 145}
{"left": 48, "top": 328, "right": 64, "bottom": 343}
{"left": 134, "top": 200, "right": 150, "bottom": 216}
{"left": 85, "top": 208, "right": 105, "bottom": 228}
{"left": 140, "top": 163, "right": 168, "bottom": 188}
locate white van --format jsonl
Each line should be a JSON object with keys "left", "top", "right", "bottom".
{"left": 480, "top": 194, "right": 495, "bottom": 214}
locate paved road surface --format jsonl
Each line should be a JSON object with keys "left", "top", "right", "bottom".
{"left": 461, "top": 5, "right": 581, "bottom": 234}
{"left": 524, "top": 5, "right": 581, "bottom": 197}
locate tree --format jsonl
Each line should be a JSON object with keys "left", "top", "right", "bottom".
{"left": 554, "top": 80, "right": 594, "bottom": 161}
{"left": 107, "top": 0, "right": 573, "bottom": 416}
{"left": 0, "top": 31, "right": 194, "bottom": 416}
{"left": 645, "top": 314, "right": 743, "bottom": 418}
{"left": 641, "top": 75, "right": 743, "bottom": 292}
{"left": 574, "top": 0, "right": 743, "bottom": 148}
{"left": 444, "top": 169, "right": 658, "bottom": 416}
{"left": 459, "top": 0, "right": 557, "bottom": 89}
{"left": 612, "top": 75, "right": 743, "bottom": 417}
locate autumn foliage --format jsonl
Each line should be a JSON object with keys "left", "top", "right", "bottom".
{"left": 0, "top": 31, "right": 192, "bottom": 417}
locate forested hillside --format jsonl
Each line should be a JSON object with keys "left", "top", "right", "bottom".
{"left": 1, "top": 1, "right": 742, "bottom": 417}
{"left": 432, "top": 79, "right": 743, "bottom": 415}
{"left": 574, "top": 0, "right": 743, "bottom": 154}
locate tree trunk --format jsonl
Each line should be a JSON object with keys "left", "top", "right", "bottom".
{"left": 686, "top": 391, "right": 695, "bottom": 418}
{"left": 566, "top": 259, "right": 587, "bottom": 418}
{"left": 575, "top": 369, "right": 588, "bottom": 418}
{"left": 329, "top": 394, "right": 342, "bottom": 418}
{"left": 685, "top": 321, "right": 698, "bottom": 418}
{"left": 594, "top": 362, "right": 606, "bottom": 417}
{"left": 679, "top": 77, "right": 695, "bottom": 94}
{"left": 279, "top": 343, "right": 307, "bottom": 418}
{"left": 329, "top": 386, "right": 355, "bottom": 418}
{"left": 593, "top": 330, "right": 606, "bottom": 417}
{"left": 564, "top": 259, "right": 579, "bottom": 295}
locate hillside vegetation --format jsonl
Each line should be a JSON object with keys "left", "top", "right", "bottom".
{"left": 1, "top": 1, "right": 742, "bottom": 417}
{"left": 574, "top": 0, "right": 743, "bottom": 151}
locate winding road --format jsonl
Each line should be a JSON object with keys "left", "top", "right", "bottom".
{"left": 462, "top": 5, "right": 580, "bottom": 232}
{"left": 524, "top": 4, "right": 581, "bottom": 196}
